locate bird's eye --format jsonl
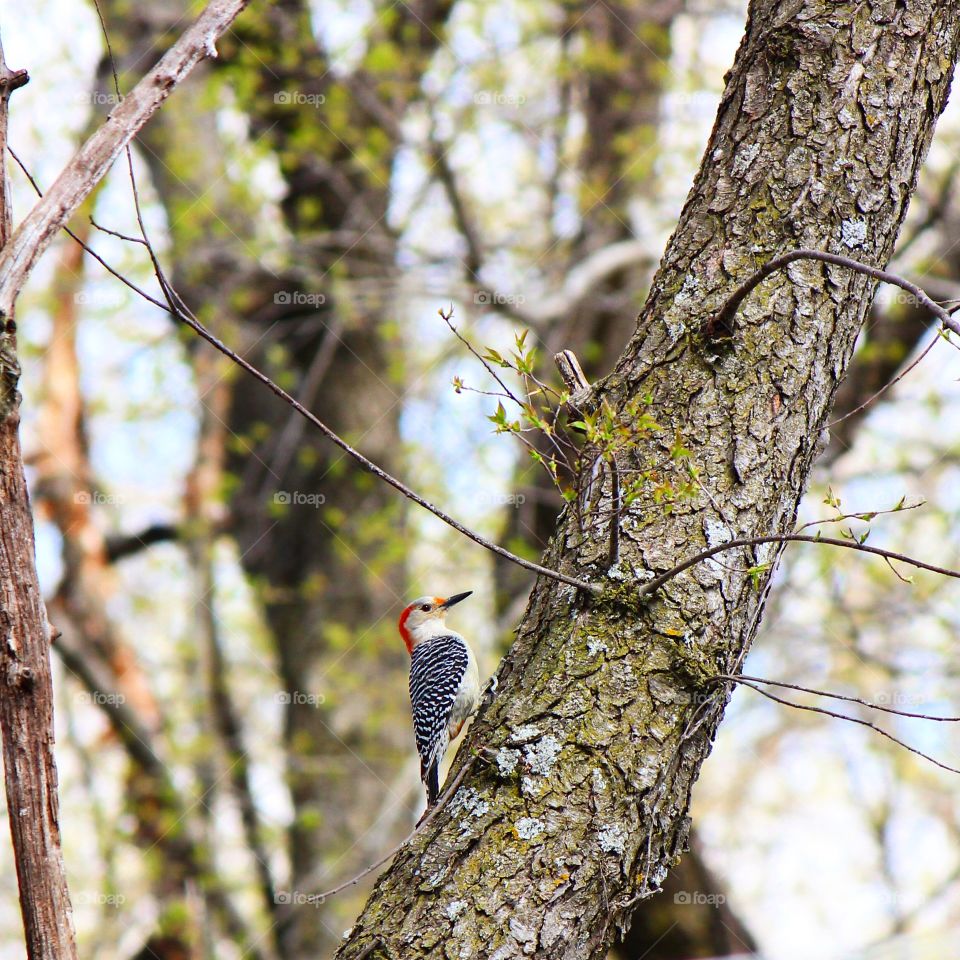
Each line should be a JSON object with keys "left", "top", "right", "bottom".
{"left": 420, "top": 604, "right": 431, "bottom": 612}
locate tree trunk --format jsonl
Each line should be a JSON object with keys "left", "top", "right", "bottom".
{"left": 487, "top": 2, "right": 756, "bottom": 955}
{"left": 0, "top": 47, "right": 79, "bottom": 960}
{"left": 336, "top": 3, "right": 960, "bottom": 958}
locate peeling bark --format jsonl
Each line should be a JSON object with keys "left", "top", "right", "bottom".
{"left": 0, "top": 41, "right": 79, "bottom": 960}
{"left": 337, "top": 3, "right": 960, "bottom": 958}
{"left": 0, "top": 347, "right": 79, "bottom": 960}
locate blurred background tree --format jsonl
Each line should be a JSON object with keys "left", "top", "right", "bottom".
{"left": 2, "top": 0, "right": 959, "bottom": 957}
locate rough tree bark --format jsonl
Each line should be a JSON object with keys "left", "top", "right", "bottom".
{"left": 485, "top": 2, "right": 756, "bottom": 954}
{"left": 0, "top": 40, "right": 79, "bottom": 960}
{"left": 336, "top": 3, "right": 960, "bottom": 958}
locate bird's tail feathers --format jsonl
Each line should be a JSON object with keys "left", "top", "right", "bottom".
{"left": 425, "top": 760, "right": 440, "bottom": 806}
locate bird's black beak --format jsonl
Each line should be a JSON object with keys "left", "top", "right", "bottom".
{"left": 441, "top": 591, "right": 472, "bottom": 609}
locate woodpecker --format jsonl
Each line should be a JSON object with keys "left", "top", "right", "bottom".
{"left": 399, "top": 591, "right": 480, "bottom": 807}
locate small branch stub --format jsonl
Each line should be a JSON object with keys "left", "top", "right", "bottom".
{"left": 0, "top": 68, "right": 29, "bottom": 94}
{"left": 554, "top": 350, "right": 620, "bottom": 565}
{"left": 554, "top": 349, "right": 591, "bottom": 405}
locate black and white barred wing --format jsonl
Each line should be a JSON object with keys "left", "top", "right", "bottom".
{"left": 408, "top": 634, "right": 469, "bottom": 779}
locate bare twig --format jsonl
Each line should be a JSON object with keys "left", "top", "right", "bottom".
{"left": 7, "top": 152, "right": 601, "bottom": 598}
{"left": 894, "top": 158, "right": 959, "bottom": 259}
{"left": 796, "top": 500, "right": 924, "bottom": 532}
{"left": 8, "top": 148, "right": 171, "bottom": 314}
{"left": 90, "top": 216, "right": 147, "bottom": 247}
{"left": 253, "top": 314, "right": 344, "bottom": 501}
{"left": 52, "top": 621, "right": 267, "bottom": 959}
{"left": 715, "top": 674, "right": 960, "bottom": 722}
{"left": 729, "top": 677, "right": 960, "bottom": 777}
{"left": 826, "top": 334, "right": 939, "bottom": 428}
{"left": 429, "top": 132, "right": 483, "bottom": 283}
{"left": 442, "top": 306, "right": 524, "bottom": 408}
{"left": 637, "top": 532, "right": 960, "bottom": 597}
{"left": 292, "top": 755, "right": 479, "bottom": 907}
{"left": 527, "top": 240, "right": 651, "bottom": 324}
{"left": 707, "top": 248, "right": 960, "bottom": 339}
{"left": 104, "top": 523, "right": 179, "bottom": 562}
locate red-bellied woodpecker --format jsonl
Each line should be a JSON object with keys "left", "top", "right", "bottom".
{"left": 398, "top": 591, "right": 480, "bottom": 807}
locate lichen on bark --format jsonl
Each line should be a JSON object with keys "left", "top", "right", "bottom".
{"left": 337, "top": 3, "right": 960, "bottom": 958}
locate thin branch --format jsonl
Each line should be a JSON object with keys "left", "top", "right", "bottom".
{"left": 0, "top": 0, "right": 250, "bottom": 317}
{"left": 291, "top": 755, "right": 479, "bottom": 908}
{"left": 826, "top": 333, "right": 939, "bottom": 428}
{"left": 7, "top": 148, "right": 170, "bottom": 314}
{"left": 165, "top": 299, "right": 601, "bottom": 594}
{"left": 52, "top": 622, "right": 267, "bottom": 960}
{"left": 715, "top": 674, "right": 960, "bottom": 722}
{"left": 729, "top": 678, "right": 960, "bottom": 777}
{"left": 884, "top": 553, "right": 916, "bottom": 584}
{"left": 795, "top": 500, "right": 924, "bottom": 532}
{"left": 252, "top": 314, "right": 345, "bottom": 502}
{"left": 895, "top": 158, "right": 959, "bottom": 259}
{"left": 707, "top": 248, "right": 960, "bottom": 339}
{"left": 105, "top": 523, "right": 179, "bottom": 562}
{"left": 441, "top": 306, "right": 524, "bottom": 408}
{"left": 7, "top": 157, "right": 601, "bottom": 598}
{"left": 526, "top": 239, "right": 652, "bottom": 324}
{"left": 637, "top": 532, "right": 960, "bottom": 597}
{"left": 429, "top": 133, "right": 483, "bottom": 283}
{"left": 90, "top": 216, "right": 148, "bottom": 247}
{"left": 196, "top": 536, "right": 280, "bottom": 934}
